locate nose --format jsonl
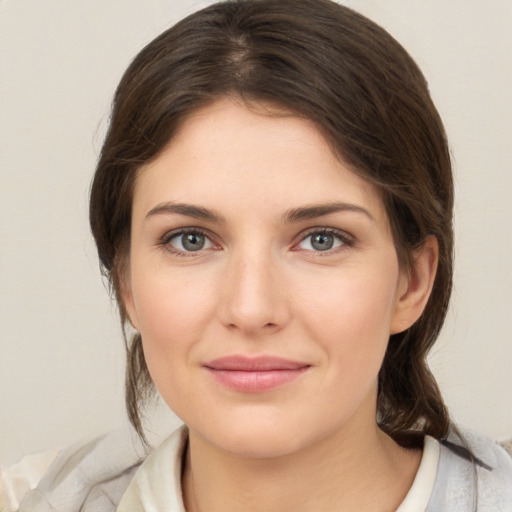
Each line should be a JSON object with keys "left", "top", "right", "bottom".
{"left": 217, "top": 247, "right": 291, "bottom": 337}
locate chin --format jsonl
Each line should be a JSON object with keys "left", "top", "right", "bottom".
{"left": 187, "top": 406, "right": 333, "bottom": 460}
{"left": 215, "top": 428, "right": 305, "bottom": 459}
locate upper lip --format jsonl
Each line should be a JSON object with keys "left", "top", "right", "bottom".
{"left": 203, "top": 355, "right": 310, "bottom": 371}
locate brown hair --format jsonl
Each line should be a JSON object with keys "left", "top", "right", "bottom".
{"left": 90, "top": 0, "right": 453, "bottom": 446}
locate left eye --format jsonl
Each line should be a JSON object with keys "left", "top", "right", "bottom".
{"left": 297, "top": 231, "right": 346, "bottom": 252}
{"left": 168, "top": 231, "right": 214, "bottom": 252}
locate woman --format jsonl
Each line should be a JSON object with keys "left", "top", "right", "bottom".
{"left": 19, "top": 0, "right": 512, "bottom": 510}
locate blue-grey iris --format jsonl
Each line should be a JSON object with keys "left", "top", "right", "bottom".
{"left": 311, "top": 233, "right": 335, "bottom": 251}
{"left": 182, "top": 233, "right": 206, "bottom": 251}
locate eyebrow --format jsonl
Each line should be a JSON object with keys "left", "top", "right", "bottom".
{"left": 282, "top": 202, "right": 374, "bottom": 223}
{"left": 145, "top": 201, "right": 373, "bottom": 224}
{"left": 145, "top": 202, "right": 226, "bottom": 224}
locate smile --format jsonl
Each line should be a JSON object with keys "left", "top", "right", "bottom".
{"left": 203, "top": 356, "right": 311, "bottom": 393}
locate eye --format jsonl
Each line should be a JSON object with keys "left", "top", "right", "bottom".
{"left": 296, "top": 229, "right": 351, "bottom": 252}
{"left": 162, "top": 229, "right": 216, "bottom": 254}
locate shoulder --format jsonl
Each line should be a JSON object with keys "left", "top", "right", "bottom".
{"left": 116, "top": 425, "right": 188, "bottom": 511}
{"left": 18, "top": 425, "right": 148, "bottom": 512}
{"left": 427, "top": 427, "right": 512, "bottom": 511}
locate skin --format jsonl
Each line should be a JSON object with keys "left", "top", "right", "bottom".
{"left": 123, "top": 97, "right": 438, "bottom": 511}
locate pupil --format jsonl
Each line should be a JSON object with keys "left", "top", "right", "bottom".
{"left": 183, "top": 233, "right": 205, "bottom": 251}
{"left": 312, "top": 233, "right": 333, "bottom": 251}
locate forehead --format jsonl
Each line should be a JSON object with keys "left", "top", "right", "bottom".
{"left": 133, "top": 97, "right": 388, "bottom": 226}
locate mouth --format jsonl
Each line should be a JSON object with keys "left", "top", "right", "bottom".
{"left": 203, "top": 355, "right": 311, "bottom": 393}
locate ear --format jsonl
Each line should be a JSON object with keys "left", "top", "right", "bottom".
{"left": 119, "top": 262, "right": 141, "bottom": 332}
{"left": 390, "top": 235, "right": 438, "bottom": 334}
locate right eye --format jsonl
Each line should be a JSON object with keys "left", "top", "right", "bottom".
{"left": 161, "top": 229, "right": 217, "bottom": 255}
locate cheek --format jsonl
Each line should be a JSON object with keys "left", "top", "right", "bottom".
{"left": 304, "top": 265, "right": 398, "bottom": 329}
{"left": 297, "top": 263, "right": 400, "bottom": 382}
{"left": 130, "top": 266, "right": 216, "bottom": 379}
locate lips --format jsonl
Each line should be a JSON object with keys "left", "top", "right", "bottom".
{"left": 203, "top": 356, "right": 311, "bottom": 392}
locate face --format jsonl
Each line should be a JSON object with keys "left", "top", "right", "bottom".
{"left": 124, "top": 98, "right": 417, "bottom": 458}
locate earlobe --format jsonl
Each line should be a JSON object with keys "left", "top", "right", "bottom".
{"left": 119, "top": 268, "right": 140, "bottom": 331}
{"left": 391, "top": 236, "right": 438, "bottom": 334}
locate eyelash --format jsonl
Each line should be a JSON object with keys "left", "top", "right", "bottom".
{"left": 293, "top": 228, "right": 355, "bottom": 255}
{"left": 158, "top": 227, "right": 355, "bottom": 257}
{"left": 158, "top": 228, "right": 219, "bottom": 257}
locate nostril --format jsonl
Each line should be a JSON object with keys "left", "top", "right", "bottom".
{"left": 227, "top": 322, "right": 278, "bottom": 331}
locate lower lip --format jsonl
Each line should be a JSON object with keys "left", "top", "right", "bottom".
{"left": 205, "top": 367, "right": 309, "bottom": 393}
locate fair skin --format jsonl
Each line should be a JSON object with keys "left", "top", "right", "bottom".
{"left": 123, "top": 97, "right": 438, "bottom": 512}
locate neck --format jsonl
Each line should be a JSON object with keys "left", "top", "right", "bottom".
{"left": 182, "top": 418, "right": 421, "bottom": 512}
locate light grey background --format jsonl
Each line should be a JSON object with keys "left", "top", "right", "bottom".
{"left": 1, "top": 0, "right": 511, "bottom": 465}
